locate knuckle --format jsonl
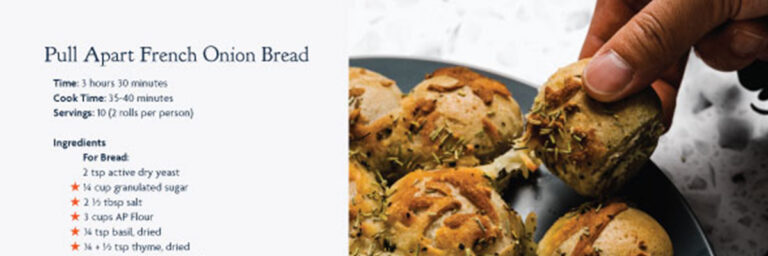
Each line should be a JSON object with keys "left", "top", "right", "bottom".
{"left": 629, "top": 12, "right": 674, "bottom": 57}
{"left": 725, "top": 0, "right": 743, "bottom": 19}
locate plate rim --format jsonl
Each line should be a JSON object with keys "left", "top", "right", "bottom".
{"left": 350, "top": 55, "right": 541, "bottom": 88}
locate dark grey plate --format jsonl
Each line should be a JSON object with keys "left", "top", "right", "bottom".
{"left": 350, "top": 57, "right": 715, "bottom": 256}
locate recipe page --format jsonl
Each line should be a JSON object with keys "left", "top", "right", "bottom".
{"left": 3, "top": 1, "right": 767, "bottom": 255}
{"left": 0, "top": 1, "right": 347, "bottom": 255}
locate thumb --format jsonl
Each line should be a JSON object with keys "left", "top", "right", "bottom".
{"left": 582, "top": 0, "right": 735, "bottom": 102}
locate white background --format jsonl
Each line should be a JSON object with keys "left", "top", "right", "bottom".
{"left": 0, "top": 1, "right": 347, "bottom": 255}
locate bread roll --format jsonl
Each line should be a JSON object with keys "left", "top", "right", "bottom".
{"left": 351, "top": 67, "right": 525, "bottom": 183}
{"left": 538, "top": 201, "right": 672, "bottom": 256}
{"left": 384, "top": 167, "right": 536, "bottom": 256}
{"left": 349, "top": 67, "right": 403, "bottom": 126}
{"left": 349, "top": 161, "right": 388, "bottom": 255}
{"left": 522, "top": 59, "right": 665, "bottom": 196}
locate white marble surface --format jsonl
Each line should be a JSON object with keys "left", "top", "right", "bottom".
{"left": 350, "top": 0, "right": 768, "bottom": 255}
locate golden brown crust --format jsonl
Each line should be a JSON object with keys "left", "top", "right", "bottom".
{"left": 429, "top": 67, "right": 512, "bottom": 105}
{"left": 428, "top": 66, "right": 485, "bottom": 81}
{"left": 522, "top": 59, "right": 665, "bottom": 196}
{"left": 350, "top": 67, "right": 395, "bottom": 87}
{"left": 350, "top": 87, "right": 366, "bottom": 97}
{"left": 537, "top": 202, "right": 673, "bottom": 256}
{"left": 349, "top": 67, "right": 402, "bottom": 127}
{"left": 385, "top": 168, "right": 533, "bottom": 256}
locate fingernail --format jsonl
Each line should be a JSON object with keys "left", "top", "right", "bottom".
{"left": 731, "top": 29, "right": 765, "bottom": 58}
{"left": 584, "top": 50, "right": 634, "bottom": 96}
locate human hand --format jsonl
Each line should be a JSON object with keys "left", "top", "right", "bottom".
{"left": 579, "top": 0, "right": 768, "bottom": 124}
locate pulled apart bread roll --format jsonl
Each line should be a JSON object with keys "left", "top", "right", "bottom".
{"left": 349, "top": 161, "right": 388, "bottom": 255}
{"left": 522, "top": 59, "right": 665, "bottom": 196}
{"left": 538, "top": 201, "right": 672, "bottom": 256}
{"left": 384, "top": 168, "right": 536, "bottom": 256}
{"left": 351, "top": 67, "right": 525, "bottom": 183}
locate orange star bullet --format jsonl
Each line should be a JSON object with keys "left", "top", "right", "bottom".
{"left": 71, "top": 242, "right": 79, "bottom": 250}
{"left": 71, "top": 227, "right": 79, "bottom": 236}
{"left": 71, "top": 197, "right": 79, "bottom": 206}
{"left": 71, "top": 212, "right": 80, "bottom": 221}
{"left": 71, "top": 182, "right": 79, "bottom": 191}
